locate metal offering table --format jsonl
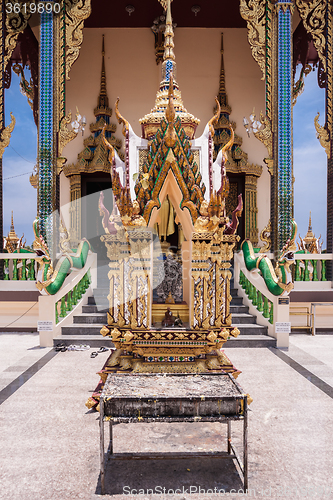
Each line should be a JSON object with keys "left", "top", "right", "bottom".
{"left": 99, "top": 372, "right": 248, "bottom": 494}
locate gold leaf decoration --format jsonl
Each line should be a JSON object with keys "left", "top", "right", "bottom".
{"left": 0, "top": 112, "right": 15, "bottom": 158}
{"left": 65, "top": 0, "right": 92, "bottom": 80}
{"left": 239, "top": 0, "right": 266, "bottom": 80}
{"left": 295, "top": 0, "right": 326, "bottom": 72}
{"left": 314, "top": 112, "right": 330, "bottom": 158}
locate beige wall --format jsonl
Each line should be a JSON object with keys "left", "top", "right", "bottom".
{"left": 63, "top": 27, "right": 270, "bottom": 236}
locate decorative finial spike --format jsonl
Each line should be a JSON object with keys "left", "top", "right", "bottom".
{"left": 309, "top": 211, "right": 312, "bottom": 231}
{"left": 11, "top": 211, "right": 14, "bottom": 231}
{"left": 219, "top": 32, "right": 226, "bottom": 96}
{"left": 98, "top": 34, "right": 109, "bottom": 107}
{"left": 163, "top": 0, "right": 176, "bottom": 65}
{"left": 166, "top": 0, "right": 172, "bottom": 25}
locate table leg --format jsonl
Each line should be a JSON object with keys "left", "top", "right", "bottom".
{"left": 243, "top": 397, "right": 248, "bottom": 491}
{"left": 227, "top": 420, "right": 231, "bottom": 454}
{"left": 109, "top": 420, "right": 113, "bottom": 455}
{"left": 100, "top": 398, "right": 105, "bottom": 495}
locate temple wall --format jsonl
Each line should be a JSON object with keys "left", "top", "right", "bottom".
{"left": 63, "top": 27, "right": 270, "bottom": 237}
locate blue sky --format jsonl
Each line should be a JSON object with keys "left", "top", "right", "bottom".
{"left": 293, "top": 69, "right": 327, "bottom": 247}
{"left": 3, "top": 71, "right": 37, "bottom": 246}
{"left": 3, "top": 66, "right": 328, "bottom": 249}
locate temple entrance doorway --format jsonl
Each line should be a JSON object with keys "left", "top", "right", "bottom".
{"left": 226, "top": 174, "right": 245, "bottom": 245}
{"left": 151, "top": 195, "right": 189, "bottom": 328}
{"left": 81, "top": 173, "right": 112, "bottom": 261}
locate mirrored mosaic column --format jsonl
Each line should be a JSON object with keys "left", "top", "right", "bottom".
{"left": 38, "top": 10, "right": 54, "bottom": 245}
{"left": 276, "top": 0, "right": 293, "bottom": 250}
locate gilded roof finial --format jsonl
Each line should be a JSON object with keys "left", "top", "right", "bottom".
{"left": 219, "top": 33, "right": 226, "bottom": 97}
{"left": 308, "top": 211, "right": 312, "bottom": 231}
{"left": 7, "top": 211, "right": 19, "bottom": 243}
{"left": 140, "top": 0, "right": 199, "bottom": 139}
{"left": 165, "top": 72, "right": 177, "bottom": 147}
{"left": 161, "top": 0, "right": 177, "bottom": 84}
{"left": 98, "top": 34, "right": 109, "bottom": 108}
{"left": 163, "top": 0, "right": 176, "bottom": 64}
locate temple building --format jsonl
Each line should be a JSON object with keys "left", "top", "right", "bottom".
{"left": 2, "top": 0, "right": 331, "bottom": 256}
{"left": 1, "top": 1, "right": 333, "bottom": 343}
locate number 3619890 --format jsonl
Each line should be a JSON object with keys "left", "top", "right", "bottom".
{"left": 6, "top": 3, "right": 61, "bottom": 14}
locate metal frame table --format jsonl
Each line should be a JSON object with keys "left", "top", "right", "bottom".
{"left": 99, "top": 372, "right": 248, "bottom": 495}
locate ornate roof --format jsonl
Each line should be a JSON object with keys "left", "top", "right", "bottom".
{"left": 134, "top": 74, "right": 205, "bottom": 224}
{"left": 64, "top": 35, "right": 122, "bottom": 177}
{"left": 213, "top": 33, "right": 261, "bottom": 177}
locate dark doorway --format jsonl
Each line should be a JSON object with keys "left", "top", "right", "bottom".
{"left": 226, "top": 174, "right": 245, "bottom": 245}
{"left": 81, "top": 173, "right": 112, "bottom": 261}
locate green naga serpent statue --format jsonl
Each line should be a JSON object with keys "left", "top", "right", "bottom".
{"left": 17, "top": 219, "right": 90, "bottom": 295}
{"left": 241, "top": 220, "right": 297, "bottom": 296}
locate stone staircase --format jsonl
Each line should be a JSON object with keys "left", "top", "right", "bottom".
{"left": 53, "top": 278, "right": 276, "bottom": 348}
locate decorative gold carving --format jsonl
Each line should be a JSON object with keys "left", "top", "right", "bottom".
{"left": 314, "top": 112, "right": 330, "bottom": 158}
{"left": 295, "top": 0, "right": 326, "bottom": 72}
{"left": 293, "top": 64, "right": 312, "bottom": 106}
{"left": 12, "top": 63, "right": 34, "bottom": 111}
{"left": 100, "top": 325, "right": 110, "bottom": 337}
{"left": 275, "top": 2, "right": 295, "bottom": 14}
{"left": 57, "top": 111, "right": 79, "bottom": 173}
{"left": 239, "top": 0, "right": 266, "bottom": 80}
{"left": 259, "top": 220, "right": 272, "bottom": 252}
{"left": 0, "top": 112, "right": 15, "bottom": 158}
{"left": 59, "top": 219, "right": 72, "bottom": 253}
{"left": 65, "top": 0, "right": 92, "bottom": 80}
{"left": 4, "top": 6, "right": 31, "bottom": 70}
{"left": 253, "top": 112, "right": 273, "bottom": 175}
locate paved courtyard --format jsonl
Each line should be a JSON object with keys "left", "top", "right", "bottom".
{"left": 0, "top": 333, "right": 333, "bottom": 500}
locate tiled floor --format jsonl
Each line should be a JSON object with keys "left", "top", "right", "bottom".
{"left": 0, "top": 334, "right": 333, "bottom": 499}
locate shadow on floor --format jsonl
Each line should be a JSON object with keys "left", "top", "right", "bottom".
{"left": 96, "top": 455, "right": 244, "bottom": 496}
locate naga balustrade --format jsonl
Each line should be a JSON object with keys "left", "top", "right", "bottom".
{"left": 293, "top": 254, "right": 333, "bottom": 289}
{"left": 234, "top": 251, "right": 290, "bottom": 349}
{"left": 0, "top": 252, "right": 97, "bottom": 346}
{"left": 0, "top": 253, "right": 38, "bottom": 282}
{"left": 38, "top": 252, "right": 97, "bottom": 346}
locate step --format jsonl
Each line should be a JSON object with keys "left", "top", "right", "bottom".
{"left": 232, "top": 323, "right": 268, "bottom": 335}
{"left": 229, "top": 297, "right": 243, "bottom": 305}
{"left": 53, "top": 335, "right": 114, "bottom": 348}
{"left": 82, "top": 305, "right": 99, "bottom": 313}
{"left": 230, "top": 288, "right": 238, "bottom": 297}
{"left": 231, "top": 313, "right": 256, "bottom": 325}
{"left": 61, "top": 324, "right": 106, "bottom": 335}
{"left": 73, "top": 313, "right": 107, "bottom": 324}
{"left": 224, "top": 334, "right": 276, "bottom": 348}
{"left": 92, "top": 288, "right": 109, "bottom": 297}
{"left": 230, "top": 305, "right": 249, "bottom": 314}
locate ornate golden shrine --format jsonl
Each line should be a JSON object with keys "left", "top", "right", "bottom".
{"left": 97, "top": 1, "right": 243, "bottom": 375}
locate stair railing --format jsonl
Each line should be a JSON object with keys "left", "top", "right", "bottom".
{"left": 234, "top": 251, "right": 290, "bottom": 349}
{"left": 38, "top": 252, "right": 97, "bottom": 347}
{"left": 0, "top": 252, "right": 38, "bottom": 288}
{"left": 293, "top": 253, "right": 333, "bottom": 289}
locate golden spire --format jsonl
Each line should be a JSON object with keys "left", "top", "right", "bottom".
{"left": 7, "top": 211, "right": 19, "bottom": 243}
{"left": 162, "top": 0, "right": 176, "bottom": 64}
{"left": 165, "top": 72, "right": 177, "bottom": 147}
{"left": 98, "top": 34, "right": 109, "bottom": 109}
{"left": 140, "top": 0, "right": 199, "bottom": 139}
{"left": 303, "top": 211, "right": 315, "bottom": 245}
{"left": 219, "top": 33, "right": 226, "bottom": 97}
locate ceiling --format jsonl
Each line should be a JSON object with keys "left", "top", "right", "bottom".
{"left": 85, "top": 0, "right": 247, "bottom": 28}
